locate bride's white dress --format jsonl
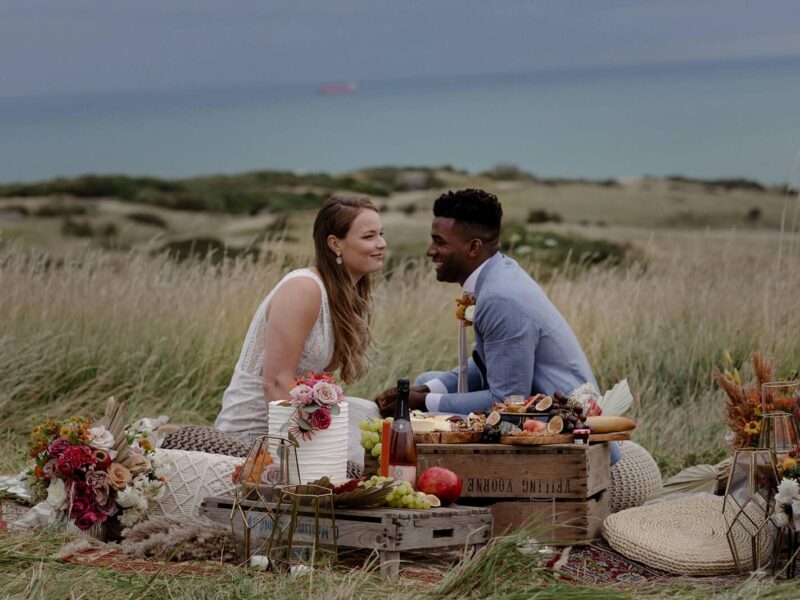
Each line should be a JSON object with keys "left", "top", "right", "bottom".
{"left": 215, "top": 268, "right": 380, "bottom": 468}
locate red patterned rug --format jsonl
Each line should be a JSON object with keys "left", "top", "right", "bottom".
{"left": 546, "top": 540, "right": 742, "bottom": 589}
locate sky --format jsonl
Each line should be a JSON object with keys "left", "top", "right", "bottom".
{"left": 2, "top": 0, "right": 800, "bottom": 98}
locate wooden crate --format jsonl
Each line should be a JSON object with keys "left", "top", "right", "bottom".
{"left": 416, "top": 442, "right": 611, "bottom": 543}
{"left": 417, "top": 443, "right": 610, "bottom": 500}
{"left": 479, "top": 493, "right": 609, "bottom": 544}
{"left": 201, "top": 495, "right": 492, "bottom": 578}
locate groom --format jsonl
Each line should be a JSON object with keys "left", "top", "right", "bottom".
{"left": 377, "top": 188, "right": 599, "bottom": 416}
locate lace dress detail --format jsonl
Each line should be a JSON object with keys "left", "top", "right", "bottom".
{"left": 215, "top": 269, "right": 334, "bottom": 439}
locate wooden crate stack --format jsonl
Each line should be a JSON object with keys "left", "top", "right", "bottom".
{"left": 416, "top": 442, "right": 611, "bottom": 544}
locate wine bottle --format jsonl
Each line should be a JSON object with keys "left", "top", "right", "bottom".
{"left": 388, "top": 378, "right": 418, "bottom": 485}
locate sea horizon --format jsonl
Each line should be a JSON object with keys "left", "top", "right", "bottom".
{"left": 2, "top": 56, "right": 799, "bottom": 186}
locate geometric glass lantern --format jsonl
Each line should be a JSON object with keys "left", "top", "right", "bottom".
{"left": 230, "top": 435, "right": 301, "bottom": 563}
{"left": 266, "top": 483, "right": 338, "bottom": 571}
{"left": 722, "top": 448, "right": 781, "bottom": 572}
{"left": 760, "top": 412, "right": 800, "bottom": 464}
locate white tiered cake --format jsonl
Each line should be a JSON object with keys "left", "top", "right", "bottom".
{"left": 267, "top": 400, "right": 348, "bottom": 483}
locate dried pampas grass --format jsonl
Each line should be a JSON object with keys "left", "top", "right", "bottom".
{"left": 121, "top": 515, "right": 236, "bottom": 563}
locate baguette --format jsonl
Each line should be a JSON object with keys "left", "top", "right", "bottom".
{"left": 585, "top": 415, "right": 636, "bottom": 433}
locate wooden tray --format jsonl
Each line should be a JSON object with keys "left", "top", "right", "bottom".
{"left": 587, "top": 432, "right": 631, "bottom": 442}
{"left": 415, "top": 431, "right": 483, "bottom": 444}
{"left": 500, "top": 433, "right": 572, "bottom": 445}
{"left": 500, "top": 431, "right": 632, "bottom": 445}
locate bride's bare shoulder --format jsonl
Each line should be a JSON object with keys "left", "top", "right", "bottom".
{"left": 270, "top": 272, "right": 322, "bottom": 313}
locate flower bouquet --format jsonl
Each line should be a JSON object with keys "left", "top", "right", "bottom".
{"left": 25, "top": 398, "right": 165, "bottom": 532}
{"left": 277, "top": 372, "right": 344, "bottom": 442}
{"left": 715, "top": 351, "right": 800, "bottom": 448}
{"left": 774, "top": 450, "right": 800, "bottom": 530}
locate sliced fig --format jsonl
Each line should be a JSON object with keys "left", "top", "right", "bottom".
{"left": 547, "top": 415, "right": 564, "bottom": 434}
{"left": 486, "top": 410, "right": 501, "bottom": 426}
{"left": 534, "top": 395, "right": 553, "bottom": 411}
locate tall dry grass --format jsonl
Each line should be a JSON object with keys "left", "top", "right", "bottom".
{"left": 1, "top": 225, "right": 799, "bottom": 474}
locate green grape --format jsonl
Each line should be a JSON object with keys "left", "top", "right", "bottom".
{"left": 370, "top": 419, "right": 383, "bottom": 433}
{"left": 364, "top": 439, "right": 375, "bottom": 451}
{"left": 358, "top": 420, "right": 369, "bottom": 432}
{"left": 371, "top": 444, "right": 381, "bottom": 457}
{"left": 369, "top": 432, "right": 380, "bottom": 443}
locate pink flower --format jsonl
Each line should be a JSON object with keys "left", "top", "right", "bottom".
{"left": 312, "top": 382, "right": 342, "bottom": 406}
{"left": 85, "top": 468, "right": 111, "bottom": 506}
{"left": 290, "top": 384, "right": 315, "bottom": 406}
{"left": 48, "top": 437, "right": 71, "bottom": 456}
{"left": 307, "top": 407, "right": 332, "bottom": 431}
{"left": 56, "top": 445, "right": 96, "bottom": 477}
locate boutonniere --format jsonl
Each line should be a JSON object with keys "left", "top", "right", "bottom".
{"left": 455, "top": 293, "right": 476, "bottom": 326}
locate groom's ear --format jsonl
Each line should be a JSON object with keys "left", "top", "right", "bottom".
{"left": 466, "top": 238, "right": 483, "bottom": 257}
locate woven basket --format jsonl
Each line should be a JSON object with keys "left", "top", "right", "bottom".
{"left": 161, "top": 426, "right": 251, "bottom": 457}
{"left": 608, "top": 441, "right": 664, "bottom": 514}
{"left": 603, "top": 495, "right": 775, "bottom": 576}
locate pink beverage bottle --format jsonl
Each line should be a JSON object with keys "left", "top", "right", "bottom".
{"left": 388, "top": 378, "right": 418, "bottom": 486}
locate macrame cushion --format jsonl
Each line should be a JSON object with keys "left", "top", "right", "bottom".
{"left": 603, "top": 495, "right": 774, "bottom": 576}
{"left": 161, "top": 426, "right": 251, "bottom": 457}
{"left": 608, "top": 441, "right": 663, "bottom": 514}
{"left": 151, "top": 449, "right": 244, "bottom": 518}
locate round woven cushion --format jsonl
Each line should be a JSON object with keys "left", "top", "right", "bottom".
{"left": 609, "top": 441, "right": 663, "bottom": 514}
{"left": 161, "top": 426, "right": 251, "bottom": 457}
{"left": 151, "top": 448, "right": 244, "bottom": 519}
{"left": 603, "top": 495, "right": 774, "bottom": 576}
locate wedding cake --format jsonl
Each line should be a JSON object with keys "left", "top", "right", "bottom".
{"left": 267, "top": 400, "right": 348, "bottom": 484}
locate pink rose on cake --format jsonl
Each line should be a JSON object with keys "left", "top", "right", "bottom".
{"left": 290, "top": 384, "right": 315, "bottom": 406}
{"left": 312, "top": 381, "right": 343, "bottom": 405}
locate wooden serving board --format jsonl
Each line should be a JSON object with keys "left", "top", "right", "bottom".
{"left": 414, "top": 431, "right": 483, "bottom": 444}
{"left": 500, "top": 433, "right": 572, "bottom": 445}
{"left": 500, "top": 431, "right": 632, "bottom": 445}
{"left": 587, "top": 432, "right": 631, "bottom": 442}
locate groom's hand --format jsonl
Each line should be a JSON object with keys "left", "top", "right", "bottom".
{"left": 408, "top": 386, "right": 429, "bottom": 411}
{"left": 376, "top": 387, "right": 398, "bottom": 418}
{"left": 376, "top": 385, "right": 430, "bottom": 417}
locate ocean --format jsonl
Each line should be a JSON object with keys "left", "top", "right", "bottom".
{"left": 1, "top": 58, "right": 799, "bottom": 185}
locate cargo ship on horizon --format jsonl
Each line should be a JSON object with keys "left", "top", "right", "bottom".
{"left": 318, "top": 81, "right": 358, "bottom": 95}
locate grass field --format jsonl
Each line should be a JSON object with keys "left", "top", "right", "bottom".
{"left": 1, "top": 170, "right": 799, "bottom": 597}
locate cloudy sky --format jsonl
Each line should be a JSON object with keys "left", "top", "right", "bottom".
{"left": 2, "top": 0, "right": 800, "bottom": 97}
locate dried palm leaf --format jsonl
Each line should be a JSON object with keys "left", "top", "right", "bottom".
{"left": 97, "top": 396, "right": 129, "bottom": 465}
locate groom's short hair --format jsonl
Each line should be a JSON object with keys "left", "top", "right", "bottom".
{"left": 433, "top": 189, "right": 502, "bottom": 242}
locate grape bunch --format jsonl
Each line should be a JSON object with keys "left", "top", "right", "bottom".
{"left": 358, "top": 417, "right": 390, "bottom": 458}
{"left": 547, "top": 391, "right": 587, "bottom": 434}
{"left": 384, "top": 481, "right": 433, "bottom": 509}
{"left": 358, "top": 476, "right": 434, "bottom": 509}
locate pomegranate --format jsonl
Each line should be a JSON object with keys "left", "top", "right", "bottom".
{"left": 417, "top": 467, "right": 463, "bottom": 505}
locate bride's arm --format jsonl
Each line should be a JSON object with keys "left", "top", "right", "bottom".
{"left": 261, "top": 276, "right": 322, "bottom": 402}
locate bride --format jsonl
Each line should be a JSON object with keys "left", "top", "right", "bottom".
{"left": 215, "top": 194, "right": 384, "bottom": 469}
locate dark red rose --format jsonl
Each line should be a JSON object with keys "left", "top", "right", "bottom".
{"left": 307, "top": 407, "right": 332, "bottom": 431}
{"left": 55, "top": 445, "right": 96, "bottom": 477}
{"left": 72, "top": 510, "right": 101, "bottom": 531}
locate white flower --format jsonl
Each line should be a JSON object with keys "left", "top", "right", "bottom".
{"left": 46, "top": 479, "right": 67, "bottom": 511}
{"left": 119, "top": 508, "right": 144, "bottom": 528}
{"left": 777, "top": 478, "right": 799, "bottom": 500}
{"left": 116, "top": 485, "right": 143, "bottom": 509}
{"left": 463, "top": 305, "right": 476, "bottom": 322}
{"left": 87, "top": 425, "right": 118, "bottom": 459}
{"left": 312, "top": 381, "right": 342, "bottom": 405}
{"left": 773, "top": 510, "right": 790, "bottom": 528}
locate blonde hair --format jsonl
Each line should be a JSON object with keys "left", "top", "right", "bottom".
{"left": 313, "top": 194, "right": 378, "bottom": 383}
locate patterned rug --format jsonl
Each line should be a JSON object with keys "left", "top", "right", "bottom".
{"left": 546, "top": 540, "right": 742, "bottom": 589}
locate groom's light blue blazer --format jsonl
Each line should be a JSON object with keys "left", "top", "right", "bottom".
{"left": 420, "top": 252, "right": 598, "bottom": 415}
